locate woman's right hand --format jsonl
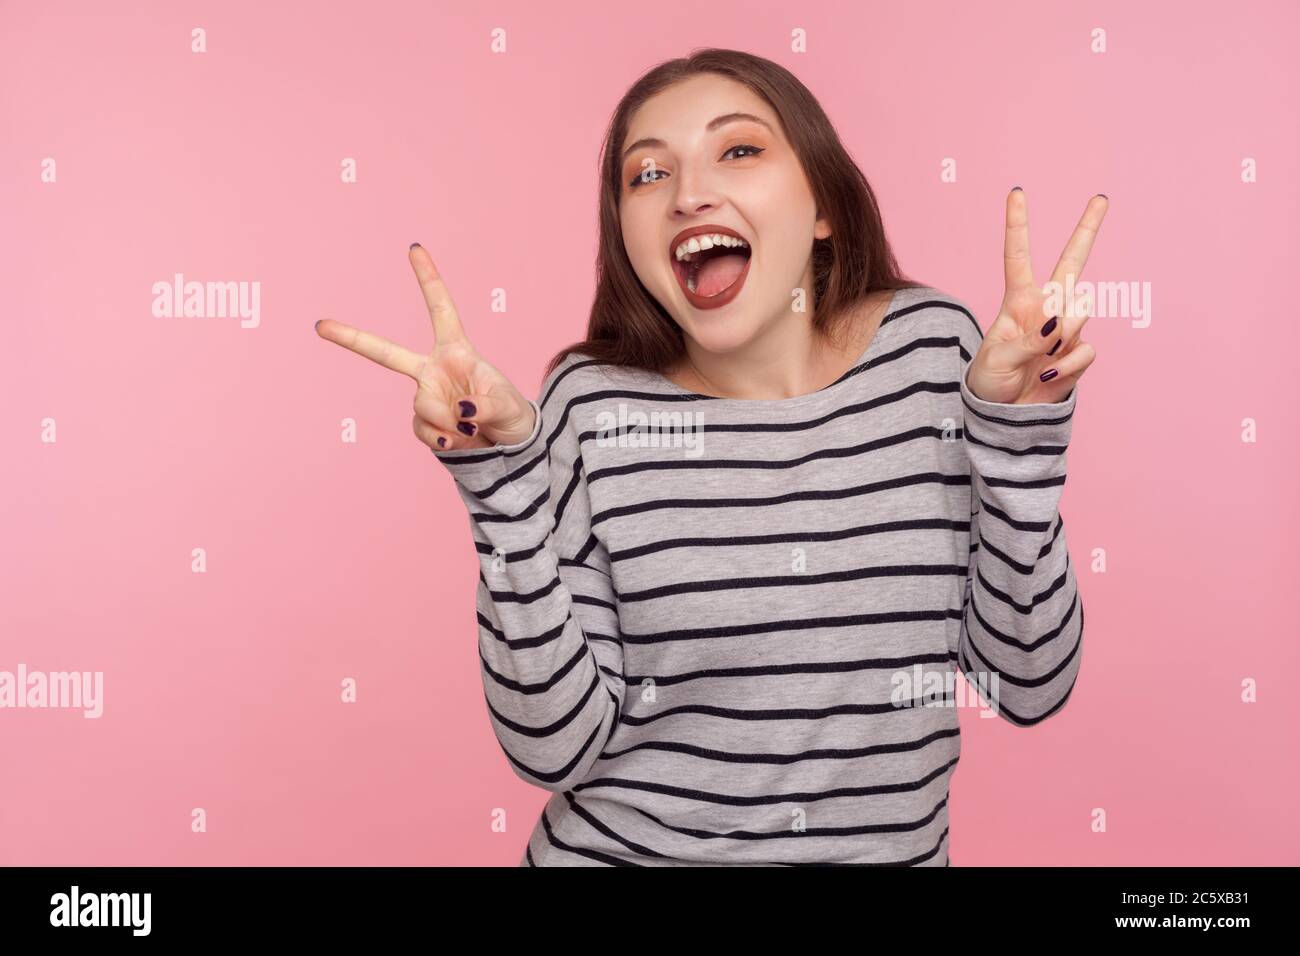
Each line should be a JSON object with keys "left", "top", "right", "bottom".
{"left": 315, "top": 243, "right": 537, "bottom": 451}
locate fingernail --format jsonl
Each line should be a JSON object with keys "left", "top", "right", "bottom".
{"left": 436, "top": 435, "right": 447, "bottom": 447}
{"left": 314, "top": 319, "right": 321, "bottom": 331}
{"left": 458, "top": 400, "right": 477, "bottom": 418}
{"left": 1096, "top": 193, "right": 1107, "bottom": 199}
{"left": 457, "top": 421, "right": 476, "bottom": 436}
{"left": 1012, "top": 185, "right": 1022, "bottom": 192}
{"left": 1047, "top": 338, "right": 1062, "bottom": 356}
{"left": 409, "top": 242, "right": 421, "bottom": 250}
{"left": 1040, "top": 368, "right": 1058, "bottom": 382}
{"left": 1040, "top": 316, "right": 1058, "bottom": 337}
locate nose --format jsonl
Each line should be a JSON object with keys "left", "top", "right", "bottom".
{"left": 670, "top": 164, "right": 723, "bottom": 218}
{"left": 674, "top": 198, "right": 718, "bottom": 219}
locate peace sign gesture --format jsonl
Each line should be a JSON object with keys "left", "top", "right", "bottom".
{"left": 315, "top": 244, "right": 536, "bottom": 451}
{"left": 966, "top": 189, "right": 1108, "bottom": 405}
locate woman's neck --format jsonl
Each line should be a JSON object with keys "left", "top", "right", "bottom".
{"left": 664, "top": 290, "right": 894, "bottom": 400}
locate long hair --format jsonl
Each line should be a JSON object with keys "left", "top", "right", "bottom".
{"left": 544, "top": 47, "right": 923, "bottom": 379}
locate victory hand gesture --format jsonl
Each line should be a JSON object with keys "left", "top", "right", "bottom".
{"left": 966, "top": 189, "right": 1108, "bottom": 405}
{"left": 315, "top": 244, "right": 537, "bottom": 451}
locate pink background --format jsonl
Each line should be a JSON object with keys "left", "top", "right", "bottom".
{"left": 2, "top": 0, "right": 1296, "bottom": 866}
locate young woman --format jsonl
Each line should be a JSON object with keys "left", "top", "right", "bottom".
{"left": 316, "top": 48, "right": 1105, "bottom": 866}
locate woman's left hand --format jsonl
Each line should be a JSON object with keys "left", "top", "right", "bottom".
{"left": 966, "top": 189, "right": 1108, "bottom": 405}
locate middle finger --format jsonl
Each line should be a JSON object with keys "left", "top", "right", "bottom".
{"left": 316, "top": 319, "right": 425, "bottom": 380}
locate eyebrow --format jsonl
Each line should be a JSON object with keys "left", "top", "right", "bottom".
{"left": 621, "top": 112, "right": 774, "bottom": 164}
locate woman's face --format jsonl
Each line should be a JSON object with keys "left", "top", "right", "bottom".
{"left": 618, "top": 74, "right": 831, "bottom": 354}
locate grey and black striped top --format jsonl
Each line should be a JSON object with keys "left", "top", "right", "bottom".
{"left": 433, "top": 284, "right": 1083, "bottom": 866}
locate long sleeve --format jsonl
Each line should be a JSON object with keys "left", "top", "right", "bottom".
{"left": 431, "top": 390, "right": 626, "bottom": 791}
{"left": 956, "top": 362, "right": 1084, "bottom": 727}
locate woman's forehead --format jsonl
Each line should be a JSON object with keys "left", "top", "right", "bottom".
{"left": 623, "top": 77, "right": 774, "bottom": 148}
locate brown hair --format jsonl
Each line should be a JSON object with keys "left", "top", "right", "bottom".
{"left": 544, "top": 47, "right": 923, "bottom": 380}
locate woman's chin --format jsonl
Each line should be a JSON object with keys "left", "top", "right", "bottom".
{"left": 677, "top": 323, "right": 764, "bottom": 355}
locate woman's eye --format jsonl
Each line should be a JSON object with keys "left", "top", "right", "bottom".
{"left": 628, "top": 166, "right": 667, "bottom": 189}
{"left": 626, "top": 145, "right": 764, "bottom": 189}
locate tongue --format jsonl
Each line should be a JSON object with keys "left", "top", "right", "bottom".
{"left": 694, "top": 253, "right": 747, "bottom": 297}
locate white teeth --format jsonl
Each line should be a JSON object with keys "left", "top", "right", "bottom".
{"left": 674, "top": 233, "right": 749, "bottom": 262}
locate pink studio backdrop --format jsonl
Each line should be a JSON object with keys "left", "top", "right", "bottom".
{"left": 2, "top": 0, "right": 1296, "bottom": 866}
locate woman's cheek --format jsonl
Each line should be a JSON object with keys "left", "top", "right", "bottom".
{"left": 632, "top": 240, "right": 669, "bottom": 298}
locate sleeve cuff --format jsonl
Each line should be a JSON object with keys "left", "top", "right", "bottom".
{"left": 960, "top": 366, "right": 1076, "bottom": 449}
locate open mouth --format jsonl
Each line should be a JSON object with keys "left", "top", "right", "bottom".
{"left": 670, "top": 233, "right": 752, "bottom": 308}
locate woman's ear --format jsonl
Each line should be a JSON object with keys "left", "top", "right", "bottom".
{"left": 814, "top": 212, "right": 833, "bottom": 241}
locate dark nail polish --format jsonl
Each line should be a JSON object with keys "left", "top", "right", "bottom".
{"left": 409, "top": 242, "right": 421, "bottom": 250}
{"left": 458, "top": 400, "right": 477, "bottom": 418}
{"left": 1040, "top": 368, "right": 1058, "bottom": 382}
{"left": 457, "top": 421, "right": 476, "bottom": 436}
{"left": 1012, "top": 185, "right": 1022, "bottom": 192}
{"left": 1040, "top": 316, "right": 1058, "bottom": 337}
{"left": 436, "top": 435, "right": 446, "bottom": 447}
{"left": 1047, "top": 338, "right": 1062, "bottom": 356}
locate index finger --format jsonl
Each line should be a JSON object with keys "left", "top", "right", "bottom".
{"left": 315, "top": 319, "right": 425, "bottom": 380}
{"left": 1049, "top": 194, "right": 1109, "bottom": 290}
{"left": 409, "top": 244, "right": 468, "bottom": 347}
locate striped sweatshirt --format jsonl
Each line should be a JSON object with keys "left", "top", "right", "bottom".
{"left": 433, "top": 284, "right": 1084, "bottom": 866}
